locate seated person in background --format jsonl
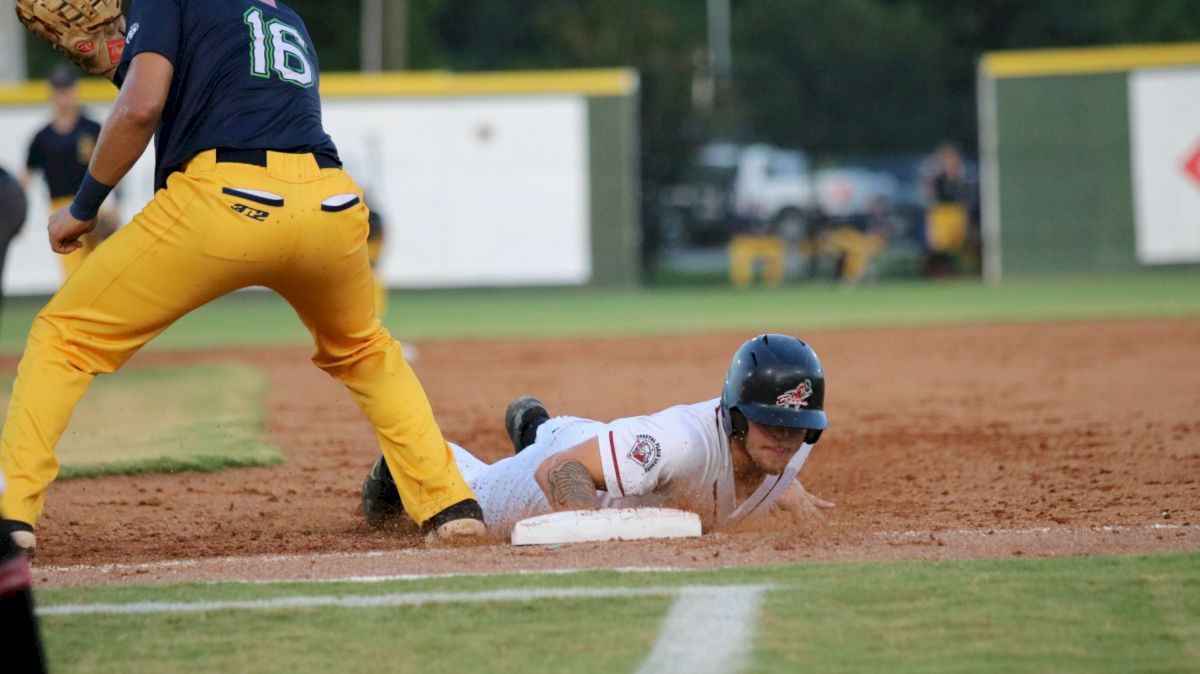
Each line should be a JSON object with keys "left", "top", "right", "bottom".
{"left": 823, "top": 196, "right": 892, "bottom": 285}
{"left": 728, "top": 212, "right": 786, "bottom": 288}
{"left": 363, "top": 334, "right": 834, "bottom": 535}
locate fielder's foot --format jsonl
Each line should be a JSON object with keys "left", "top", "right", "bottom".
{"left": 504, "top": 396, "right": 550, "bottom": 454}
{"left": 424, "top": 499, "right": 486, "bottom": 545}
{"left": 361, "top": 455, "right": 404, "bottom": 527}
{"left": 2, "top": 519, "right": 35, "bottom": 557}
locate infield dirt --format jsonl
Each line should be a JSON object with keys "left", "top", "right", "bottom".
{"left": 16, "top": 318, "right": 1200, "bottom": 586}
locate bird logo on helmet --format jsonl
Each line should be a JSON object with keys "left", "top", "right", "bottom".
{"left": 775, "top": 379, "right": 814, "bottom": 409}
{"left": 720, "top": 334, "right": 828, "bottom": 444}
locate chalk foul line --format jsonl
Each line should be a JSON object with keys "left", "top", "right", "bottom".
{"left": 636, "top": 585, "right": 768, "bottom": 674}
{"left": 37, "top": 583, "right": 773, "bottom": 617}
{"left": 39, "top": 583, "right": 773, "bottom": 674}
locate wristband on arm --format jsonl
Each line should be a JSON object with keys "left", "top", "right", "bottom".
{"left": 69, "top": 171, "right": 115, "bottom": 221}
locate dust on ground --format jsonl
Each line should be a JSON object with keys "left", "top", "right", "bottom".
{"left": 15, "top": 318, "right": 1200, "bottom": 586}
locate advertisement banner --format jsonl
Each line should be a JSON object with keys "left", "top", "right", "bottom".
{"left": 0, "top": 95, "right": 589, "bottom": 294}
{"left": 1129, "top": 67, "right": 1200, "bottom": 264}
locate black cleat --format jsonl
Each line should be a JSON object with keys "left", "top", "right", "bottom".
{"left": 361, "top": 454, "right": 404, "bottom": 527}
{"left": 1, "top": 519, "right": 35, "bottom": 557}
{"left": 504, "top": 396, "right": 550, "bottom": 454}
{"left": 363, "top": 456, "right": 486, "bottom": 542}
{"left": 424, "top": 499, "right": 486, "bottom": 544}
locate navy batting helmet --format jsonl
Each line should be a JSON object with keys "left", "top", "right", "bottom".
{"left": 720, "top": 334, "right": 827, "bottom": 444}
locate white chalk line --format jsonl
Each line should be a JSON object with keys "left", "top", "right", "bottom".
{"left": 37, "top": 583, "right": 770, "bottom": 618}
{"left": 34, "top": 522, "right": 1192, "bottom": 584}
{"left": 36, "top": 549, "right": 398, "bottom": 575}
{"left": 36, "top": 556, "right": 692, "bottom": 586}
{"left": 883, "top": 522, "right": 1185, "bottom": 541}
{"left": 40, "top": 583, "right": 773, "bottom": 674}
{"left": 636, "top": 585, "right": 768, "bottom": 674}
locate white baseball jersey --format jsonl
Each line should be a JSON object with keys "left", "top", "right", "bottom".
{"left": 450, "top": 399, "right": 813, "bottom": 534}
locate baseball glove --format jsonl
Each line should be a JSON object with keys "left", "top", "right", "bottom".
{"left": 16, "top": 0, "right": 126, "bottom": 78}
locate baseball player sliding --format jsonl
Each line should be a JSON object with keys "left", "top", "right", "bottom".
{"left": 1, "top": 0, "right": 485, "bottom": 554}
{"left": 363, "top": 334, "right": 834, "bottom": 535}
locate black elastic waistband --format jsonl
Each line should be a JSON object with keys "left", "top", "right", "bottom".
{"left": 215, "top": 148, "right": 341, "bottom": 169}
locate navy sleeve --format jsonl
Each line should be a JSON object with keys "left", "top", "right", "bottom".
{"left": 114, "top": 0, "right": 183, "bottom": 87}
{"left": 26, "top": 133, "right": 43, "bottom": 170}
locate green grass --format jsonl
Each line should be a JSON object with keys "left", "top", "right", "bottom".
{"left": 2, "top": 271, "right": 1199, "bottom": 354}
{"left": 0, "top": 363, "right": 280, "bottom": 478}
{"left": 35, "top": 552, "right": 1200, "bottom": 674}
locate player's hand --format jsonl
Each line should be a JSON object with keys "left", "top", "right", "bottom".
{"left": 779, "top": 480, "right": 835, "bottom": 516}
{"left": 48, "top": 206, "right": 96, "bottom": 254}
{"left": 797, "top": 482, "right": 836, "bottom": 511}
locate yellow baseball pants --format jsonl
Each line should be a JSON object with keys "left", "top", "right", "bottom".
{"left": 926, "top": 203, "right": 967, "bottom": 253}
{"left": 0, "top": 150, "right": 475, "bottom": 528}
{"left": 367, "top": 233, "right": 388, "bottom": 319}
{"left": 48, "top": 196, "right": 96, "bottom": 281}
{"left": 825, "top": 227, "right": 885, "bottom": 283}
{"left": 729, "top": 234, "right": 786, "bottom": 287}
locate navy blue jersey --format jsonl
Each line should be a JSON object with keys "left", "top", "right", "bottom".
{"left": 26, "top": 115, "right": 102, "bottom": 199}
{"left": 116, "top": 0, "right": 339, "bottom": 189}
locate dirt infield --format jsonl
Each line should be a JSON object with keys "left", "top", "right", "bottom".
{"left": 17, "top": 318, "right": 1200, "bottom": 586}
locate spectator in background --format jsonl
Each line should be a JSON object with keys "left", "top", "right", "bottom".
{"left": 922, "top": 143, "right": 969, "bottom": 277}
{"left": 823, "top": 195, "right": 893, "bottom": 285}
{"left": 727, "top": 209, "right": 786, "bottom": 288}
{"left": 23, "top": 65, "right": 119, "bottom": 284}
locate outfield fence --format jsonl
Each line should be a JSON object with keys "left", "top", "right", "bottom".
{"left": 978, "top": 43, "right": 1200, "bottom": 280}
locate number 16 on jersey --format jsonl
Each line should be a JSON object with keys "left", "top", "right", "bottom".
{"left": 244, "top": 8, "right": 314, "bottom": 87}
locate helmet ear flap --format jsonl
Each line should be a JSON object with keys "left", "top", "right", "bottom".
{"left": 804, "top": 428, "right": 822, "bottom": 445}
{"left": 730, "top": 408, "right": 748, "bottom": 440}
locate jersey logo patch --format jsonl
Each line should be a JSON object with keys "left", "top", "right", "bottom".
{"left": 776, "top": 379, "right": 813, "bottom": 409}
{"left": 231, "top": 203, "right": 270, "bottom": 221}
{"left": 627, "top": 434, "right": 661, "bottom": 472}
{"left": 126, "top": 23, "right": 139, "bottom": 45}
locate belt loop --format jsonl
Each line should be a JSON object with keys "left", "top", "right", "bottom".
{"left": 265, "top": 150, "right": 322, "bottom": 180}
{"left": 186, "top": 149, "right": 218, "bottom": 174}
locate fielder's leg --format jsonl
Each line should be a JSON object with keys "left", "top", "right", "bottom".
{"left": 0, "top": 170, "right": 251, "bottom": 536}
{"left": 266, "top": 161, "right": 479, "bottom": 533}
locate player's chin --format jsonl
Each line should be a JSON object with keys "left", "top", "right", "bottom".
{"left": 752, "top": 448, "right": 794, "bottom": 474}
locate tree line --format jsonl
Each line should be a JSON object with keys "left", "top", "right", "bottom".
{"left": 26, "top": 0, "right": 1200, "bottom": 190}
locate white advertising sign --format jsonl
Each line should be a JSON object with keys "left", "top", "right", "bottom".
{"left": 1129, "top": 67, "right": 1200, "bottom": 264}
{"left": 0, "top": 94, "right": 589, "bottom": 294}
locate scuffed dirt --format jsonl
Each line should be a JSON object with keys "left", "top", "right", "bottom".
{"left": 12, "top": 318, "right": 1200, "bottom": 586}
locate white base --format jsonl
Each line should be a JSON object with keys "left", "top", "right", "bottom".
{"left": 510, "top": 507, "right": 702, "bottom": 546}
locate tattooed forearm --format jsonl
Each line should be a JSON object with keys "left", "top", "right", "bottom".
{"left": 544, "top": 459, "right": 601, "bottom": 510}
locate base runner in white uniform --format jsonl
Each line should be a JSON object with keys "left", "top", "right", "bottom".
{"left": 362, "top": 334, "right": 833, "bottom": 535}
